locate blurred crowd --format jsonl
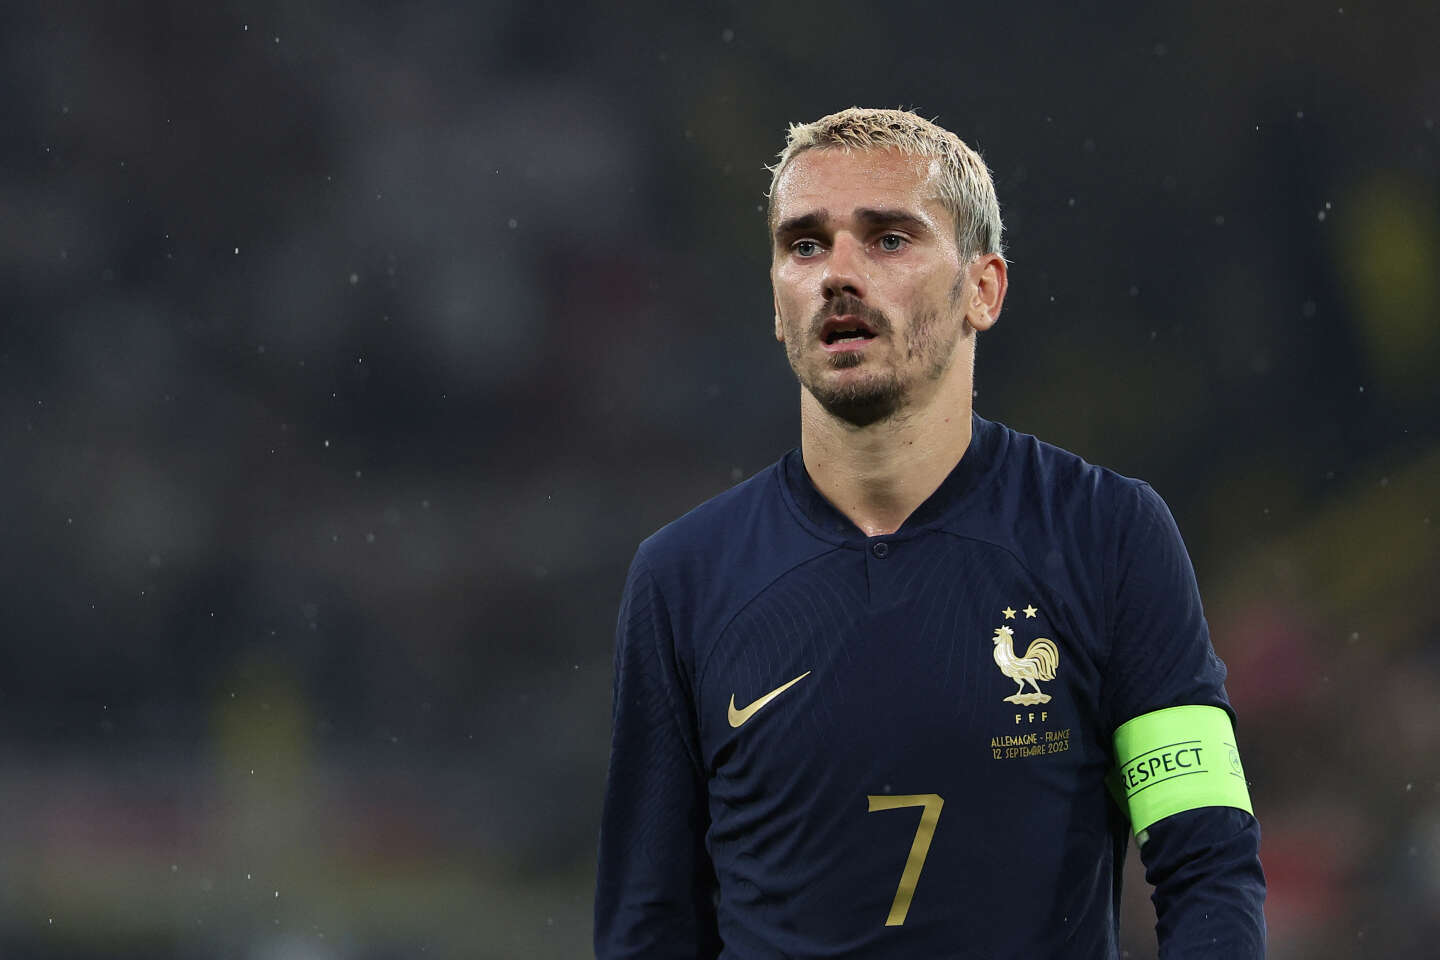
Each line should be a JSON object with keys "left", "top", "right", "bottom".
{"left": 2, "top": 2, "right": 1436, "bottom": 957}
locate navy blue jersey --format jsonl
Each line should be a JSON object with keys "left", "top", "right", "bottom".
{"left": 595, "top": 415, "right": 1265, "bottom": 959}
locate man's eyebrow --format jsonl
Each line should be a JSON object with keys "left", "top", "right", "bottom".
{"left": 774, "top": 211, "right": 828, "bottom": 240}
{"left": 855, "top": 208, "right": 930, "bottom": 232}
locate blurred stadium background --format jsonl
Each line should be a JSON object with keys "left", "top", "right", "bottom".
{"left": 2, "top": 2, "right": 1437, "bottom": 957}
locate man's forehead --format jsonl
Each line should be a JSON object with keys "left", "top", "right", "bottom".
{"left": 773, "top": 148, "right": 943, "bottom": 220}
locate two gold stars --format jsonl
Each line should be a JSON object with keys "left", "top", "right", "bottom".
{"left": 1001, "top": 605, "right": 1039, "bottom": 620}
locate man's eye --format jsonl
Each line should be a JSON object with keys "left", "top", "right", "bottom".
{"left": 792, "top": 240, "right": 821, "bottom": 258}
{"left": 878, "top": 234, "right": 906, "bottom": 252}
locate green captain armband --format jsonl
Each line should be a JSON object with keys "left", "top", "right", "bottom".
{"left": 1108, "top": 704, "right": 1253, "bottom": 836}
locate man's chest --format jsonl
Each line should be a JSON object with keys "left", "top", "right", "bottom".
{"left": 687, "top": 535, "right": 1121, "bottom": 944}
{"left": 694, "top": 535, "right": 1109, "bottom": 798}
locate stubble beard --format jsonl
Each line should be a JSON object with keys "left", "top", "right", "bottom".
{"left": 783, "top": 286, "right": 968, "bottom": 428}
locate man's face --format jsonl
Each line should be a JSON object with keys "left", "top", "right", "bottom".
{"left": 770, "top": 147, "right": 980, "bottom": 427}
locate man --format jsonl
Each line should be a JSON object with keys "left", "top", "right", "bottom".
{"left": 595, "top": 108, "right": 1266, "bottom": 958}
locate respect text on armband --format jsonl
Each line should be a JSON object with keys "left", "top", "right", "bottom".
{"left": 1119, "top": 740, "right": 1204, "bottom": 792}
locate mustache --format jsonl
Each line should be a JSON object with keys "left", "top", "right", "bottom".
{"left": 808, "top": 295, "right": 892, "bottom": 338}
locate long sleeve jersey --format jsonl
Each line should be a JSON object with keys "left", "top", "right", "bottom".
{"left": 595, "top": 414, "right": 1266, "bottom": 959}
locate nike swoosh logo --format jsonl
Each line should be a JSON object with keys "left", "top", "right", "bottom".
{"left": 728, "top": 671, "right": 812, "bottom": 729}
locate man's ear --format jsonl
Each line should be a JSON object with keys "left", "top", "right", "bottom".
{"left": 966, "top": 253, "right": 1008, "bottom": 333}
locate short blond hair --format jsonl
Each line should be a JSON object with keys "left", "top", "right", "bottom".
{"left": 766, "top": 107, "right": 1003, "bottom": 260}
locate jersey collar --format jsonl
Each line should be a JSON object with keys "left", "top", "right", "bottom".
{"left": 780, "top": 413, "right": 1004, "bottom": 542}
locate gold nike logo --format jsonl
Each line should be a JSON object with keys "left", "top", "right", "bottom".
{"left": 727, "top": 671, "right": 812, "bottom": 729}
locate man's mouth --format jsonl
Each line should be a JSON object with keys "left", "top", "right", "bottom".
{"left": 819, "top": 315, "right": 878, "bottom": 347}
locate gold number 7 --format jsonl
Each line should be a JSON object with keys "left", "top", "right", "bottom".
{"left": 866, "top": 793, "right": 944, "bottom": 926}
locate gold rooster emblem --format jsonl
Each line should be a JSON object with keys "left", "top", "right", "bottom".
{"left": 991, "top": 625, "right": 1059, "bottom": 705}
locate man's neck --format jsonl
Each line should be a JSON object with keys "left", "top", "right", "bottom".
{"left": 798, "top": 389, "right": 974, "bottom": 538}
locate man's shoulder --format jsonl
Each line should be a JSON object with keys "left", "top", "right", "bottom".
{"left": 633, "top": 456, "right": 794, "bottom": 571}
{"left": 626, "top": 455, "right": 835, "bottom": 636}
{"left": 990, "top": 419, "right": 1150, "bottom": 511}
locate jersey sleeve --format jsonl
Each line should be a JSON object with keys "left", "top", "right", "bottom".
{"left": 1102, "top": 482, "right": 1230, "bottom": 728}
{"left": 594, "top": 549, "right": 721, "bottom": 960}
{"left": 1103, "top": 482, "right": 1267, "bottom": 958}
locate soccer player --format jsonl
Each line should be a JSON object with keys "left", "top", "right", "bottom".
{"left": 595, "top": 108, "right": 1266, "bottom": 958}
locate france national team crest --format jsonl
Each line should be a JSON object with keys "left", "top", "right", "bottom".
{"left": 990, "top": 605, "right": 1059, "bottom": 706}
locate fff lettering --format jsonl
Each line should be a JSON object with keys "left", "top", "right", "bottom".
{"left": 1123, "top": 747, "right": 1203, "bottom": 790}
{"left": 1014, "top": 711, "right": 1048, "bottom": 725}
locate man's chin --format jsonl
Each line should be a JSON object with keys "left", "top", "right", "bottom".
{"left": 806, "top": 373, "right": 905, "bottom": 428}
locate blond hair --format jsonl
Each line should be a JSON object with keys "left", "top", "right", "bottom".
{"left": 766, "top": 107, "right": 1003, "bottom": 260}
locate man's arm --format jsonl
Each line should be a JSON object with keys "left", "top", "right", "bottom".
{"left": 594, "top": 551, "right": 720, "bottom": 959}
{"left": 1104, "top": 482, "right": 1267, "bottom": 958}
{"left": 1142, "top": 807, "right": 1266, "bottom": 957}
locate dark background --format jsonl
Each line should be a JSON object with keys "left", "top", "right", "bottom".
{"left": 3, "top": 2, "right": 1437, "bottom": 957}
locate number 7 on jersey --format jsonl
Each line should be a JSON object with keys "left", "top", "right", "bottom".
{"left": 866, "top": 793, "right": 944, "bottom": 926}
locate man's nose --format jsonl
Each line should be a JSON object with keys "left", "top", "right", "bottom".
{"left": 821, "top": 233, "right": 867, "bottom": 302}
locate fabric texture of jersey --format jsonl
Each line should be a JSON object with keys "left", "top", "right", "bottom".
{"left": 595, "top": 415, "right": 1266, "bottom": 959}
